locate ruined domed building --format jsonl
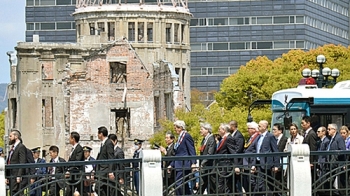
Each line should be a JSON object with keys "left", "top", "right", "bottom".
{"left": 5, "top": 0, "right": 192, "bottom": 158}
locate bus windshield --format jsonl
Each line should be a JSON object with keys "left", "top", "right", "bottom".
{"left": 271, "top": 111, "right": 306, "bottom": 138}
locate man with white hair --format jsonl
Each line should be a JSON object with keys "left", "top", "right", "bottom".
{"left": 242, "top": 121, "right": 260, "bottom": 193}
{"left": 168, "top": 120, "right": 196, "bottom": 195}
{"left": 251, "top": 120, "right": 279, "bottom": 195}
{"left": 215, "top": 123, "right": 236, "bottom": 194}
{"left": 324, "top": 123, "right": 346, "bottom": 192}
{"left": 198, "top": 122, "right": 216, "bottom": 194}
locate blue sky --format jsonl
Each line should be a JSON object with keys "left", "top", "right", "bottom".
{"left": 0, "top": 0, "right": 25, "bottom": 84}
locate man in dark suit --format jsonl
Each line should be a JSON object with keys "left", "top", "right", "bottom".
{"left": 316, "top": 126, "right": 330, "bottom": 196}
{"left": 66, "top": 131, "right": 84, "bottom": 196}
{"left": 229, "top": 120, "right": 245, "bottom": 194}
{"left": 5, "top": 129, "right": 27, "bottom": 196}
{"left": 301, "top": 116, "right": 318, "bottom": 182}
{"left": 243, "top": 122, "right": 260, "bottom": 194}
{"left": 272, "top": 123, "right": 287, "bottom": 152}
{"left": 160, "top": 131, "right": 176, "bottom": 190}
{"left": 82, "top": 146, "right": 96, "bottom": 196}
{"left": 198, "top": 122, "right": 216, "bottom": 194}
{"left": 95, "top": 126, "right": 115, "bottom": 196}
{"left": 168, "top": 120, "right": 196, "bottom": 196}
{"left": 215, "top": 123, "right": 236, "bottom": 194}
{"left": 47, "top": 145, "right": 66, "bottom": 196}
{"left": 272, "top": 123, "right": 288, "bottom": 196}
{"left": 251, "top": 120, "right": 280, "bottom": 196}
{"left": 324, "top": 123, "right": 346, "bottom": 192}
{"left": 108, "top": 134, "right": 125, "bottom": 196}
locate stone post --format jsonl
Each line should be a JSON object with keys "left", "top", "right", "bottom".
{"left": 140, "top": 150, "right": 162, "bottom": 196}
{"left": 289, "top": 144, "right": 312, "bottom": 196}
{"left": 0, "top": 157, "right": 5, "bottom": 196}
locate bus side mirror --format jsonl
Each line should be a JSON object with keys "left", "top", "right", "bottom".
{"left": 284, "top": 116, "right": 292, "bottom": 129}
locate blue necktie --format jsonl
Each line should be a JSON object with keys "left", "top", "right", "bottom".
{"left": 327, "top": 137, "right": 334, "bottom": 151}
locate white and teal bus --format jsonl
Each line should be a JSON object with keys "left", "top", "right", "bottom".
{"left": 248, "top": 78, "right": 350, "bottom": 135}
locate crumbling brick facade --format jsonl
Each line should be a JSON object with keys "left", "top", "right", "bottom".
{"left": 5, "top": 3, "right": 192, "bottom": 159}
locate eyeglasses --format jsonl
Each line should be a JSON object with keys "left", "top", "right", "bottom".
{"left": 328, "top": 128, "right": 335, "bottom": 131}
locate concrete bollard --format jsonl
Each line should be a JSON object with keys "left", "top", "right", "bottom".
{"left": 289, "top": 144, "right": 311, "bottom": 196}
{"left": 140, "top": 150, "right": 162, "bottom": 196}
{"left": 0, "top": 157, "right": 5, "bottom": 196}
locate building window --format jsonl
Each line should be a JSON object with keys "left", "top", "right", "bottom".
{"left": 229, "top": 17, "right": 244, "bottom": 25}
{"left": 214, "top": 18, "right": 228, "bottom": 25}
{"left": 42, "top": 97, "right": 53, "bottom": 127}
{"left": 230, "top": 43, "right": 245, "bottom": 50}
{"left": 274, "top": 16, "right": 289, "bottom": 24}
{"left": 174, "top": 24, "right": 179, "bottom": 43}
{"left": 181, "top": 24, "right": 185, "bottom": 43}
{"left": 110, "top": 62, "right": 127, "bottom": 83}
{"left": 57, "top": 22, "right": 71, "bottom": 30}
{"left": 98, "top": 22, "right": 105, "bottom": 35}
{"left": 165, "top": 93, "right": 173, "bottom": 120}
{"left": 41, "top": 23, "right": 55, "bottom": 30}
{"left": 256, "top": 17, "right": 272, "bottom": 24}
{"left": 56, "top": 0, "right": 72, "bottom": 5}
{"left": 10, "top": 98, "right": 17, "bottom": 128}
{"left": 40, "top": 0, "right": 55, "bottom": 5}
{"left": 213, "top": 43, "right": 228, "bottom": 50}
{"left": 128, "top": 22, "right": 135, "bottom": 41}
{"left": 257, "top": 42, "right": 273, "bottom": 49}
{"left": 199, "top": 18, "right": 206, "bottom": 26}
{"left": 213, "top": 67, "right": 228, "bottom": 75}
{"left": 77, "top": 24, "right": 81, "bottom": 36}
{"left": 108, "top": 22, "right": 115, "bottom": 41}
{"left": 89, "top": 23, "right": 95, "bottom": 35}
{"left": 190, "top": 19, "right": 198, "bottom": 26}
{"left": 111, "top": 108, "right": 130, "bottom": 136}
{"left": 154, "top": 96, "right": 160, "bottom": 126}
{"left": 166, "top": 23, "right": 171, "bottom": 43}
{"left": 296, "top": 41, "right": 304, "bottom": 48}
{"left": 27, "top": 23, "right": 35, "bottom": 30}
{"left": 296, "top": 16, "right": 304, "bottom": 23}
{"left": 274, "top": 41, "right": 289, "bottom": 49}
{"left": 138, "top": 22, "right": 144, "bottom": 42}
{"left": 26, "top": 0, "right": 34, "bottom": 6}
{"left": 147, "top": 22, "right": 153, "bottom": 42}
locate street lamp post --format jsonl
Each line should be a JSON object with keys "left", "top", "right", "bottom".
{"left": 301, "top": 55, "right": 340, "bottom": 88}
{"left": 316, "top": 54, "right": 326, "bottom": 88}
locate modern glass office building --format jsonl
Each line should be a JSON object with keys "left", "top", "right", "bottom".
{"left": 25, "top": 0, "right": 350, "bottom": 101}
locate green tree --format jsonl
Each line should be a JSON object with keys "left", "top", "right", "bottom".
{"left": 150, "top": 44, "right": 350, "bottom": 154}
{"left": 216, "top": 44, "right": 350, "bottom": 109}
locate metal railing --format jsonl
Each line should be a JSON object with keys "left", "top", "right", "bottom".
{"left": 3, "top": 146, "right": 350, "bottom": 196}
{"left": 4, "top": 158, "right": 140, "bottom": 196}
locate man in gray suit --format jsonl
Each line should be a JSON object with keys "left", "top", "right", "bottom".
{"left": 251, "top": 120, "right": 279, "bottom": 196}
{"left": 95, "top": 126, "right": 115, "bottom": 196}
{"left": 198, "top": 122, "right": 216, "bottom": 194}
{"left": 324, "top": 123, "right": 346, "bottom": 193}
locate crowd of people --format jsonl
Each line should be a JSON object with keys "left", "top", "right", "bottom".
{"left": 159, "top": 117, "right": 349, "bottom": 196}
{"left": 3, "top": 126, "right": 137, "bottom": 196}
{"left": 3, "top": 116, "right": 350, "bottom": 196}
